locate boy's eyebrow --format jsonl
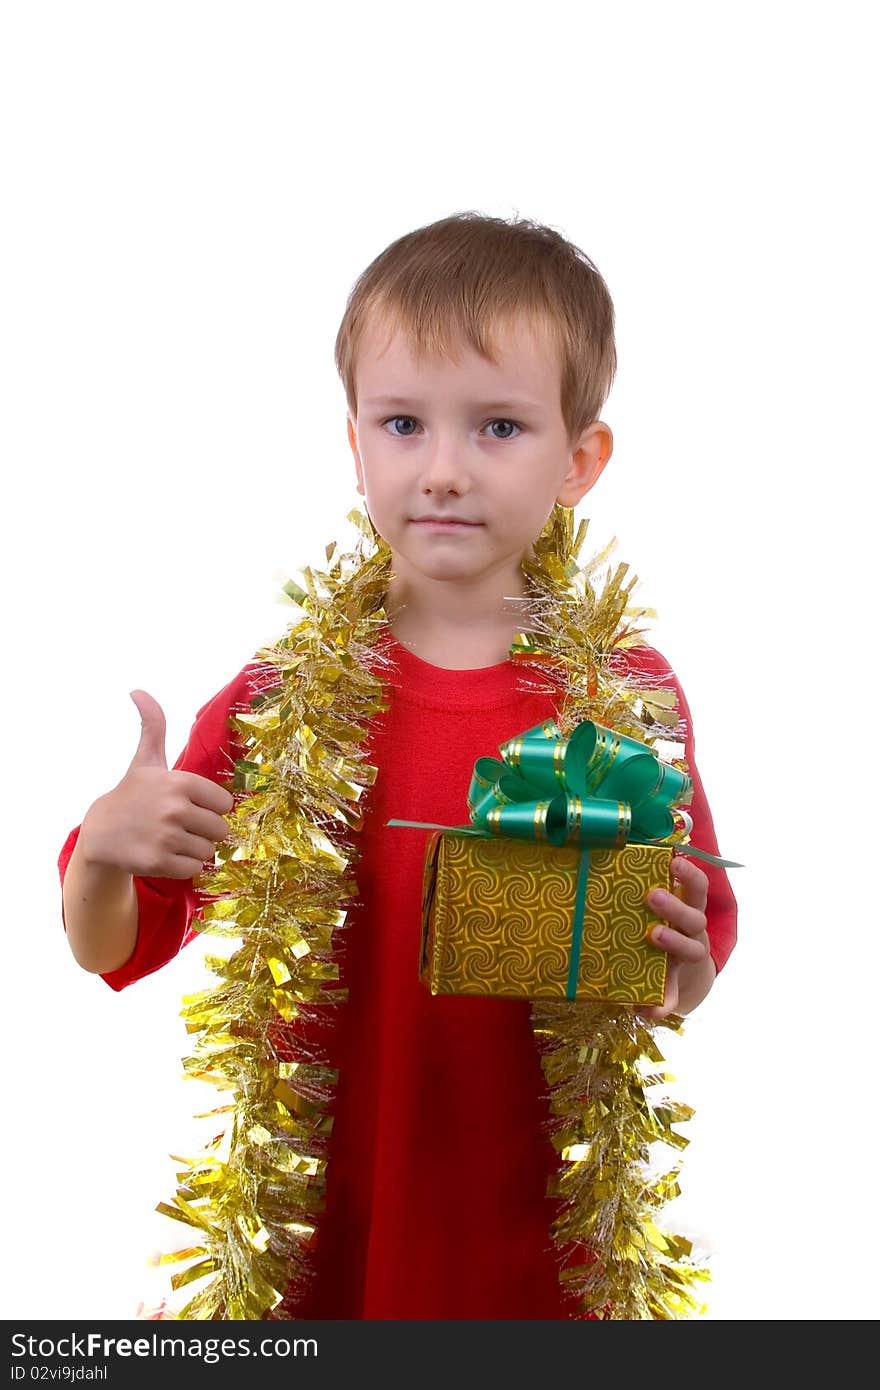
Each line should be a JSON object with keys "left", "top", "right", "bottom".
{"left": 362, "top": 394, "right": 545, "bottom": 412}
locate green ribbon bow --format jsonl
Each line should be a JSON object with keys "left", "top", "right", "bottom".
{"left": 466, "top": 717, "right": 692, "bottom": 850}
{"left": 389, "top": 718, "right": 741, "bottom": 1000}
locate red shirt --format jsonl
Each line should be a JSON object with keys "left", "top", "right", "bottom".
{"left": 58, "top": 636, "right": 736, "bottom": 1319}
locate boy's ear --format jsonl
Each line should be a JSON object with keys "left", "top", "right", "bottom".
{"left": 347, "top": 415, "right": 366, "bottom": 496}
{"left": 556, "top": 421, "right": 613, "bottom": 507}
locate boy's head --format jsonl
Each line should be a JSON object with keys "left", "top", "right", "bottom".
{"left": 335, "top": 211, "right": 617, "bottom": 593}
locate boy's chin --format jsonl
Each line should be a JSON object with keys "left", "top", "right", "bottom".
{"left": 412, "top": 559, "right": 485, "bottom": 583}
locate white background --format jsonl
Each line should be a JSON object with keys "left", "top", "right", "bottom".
{"left": 2, "top": 1, "right": 876, "bottom": 1322}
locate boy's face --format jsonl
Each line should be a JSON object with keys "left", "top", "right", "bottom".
{"left": 346, "top": 312, "right": 611, "bottom": 592}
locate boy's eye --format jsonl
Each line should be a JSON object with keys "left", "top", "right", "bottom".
{"left": 384, "top": 415, "right": 419, "bottom": 437}
{"left": 382, "top": 416, "right": 522, "bottom": 440}
{"left": 486, "top": 419, "right": 520, "bottom": 440}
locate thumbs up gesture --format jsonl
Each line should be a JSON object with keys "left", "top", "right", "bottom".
{"left": 78, "top": 691, "right": 236, "bottom": 880}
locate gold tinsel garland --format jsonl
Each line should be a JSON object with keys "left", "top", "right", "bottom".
{"left": 153, "top": 504, "right": 709, "bottom": 1320}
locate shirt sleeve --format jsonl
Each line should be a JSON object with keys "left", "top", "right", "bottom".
{"left": 609, "top": 642, "right": 738, "bottom": 973}
{"left": 57, "top": 660, "right": 274, "bottom": 992}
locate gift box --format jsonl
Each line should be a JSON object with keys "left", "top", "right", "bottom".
{"left": 390, "top": 714, "right": 724, "bottom": 1007}
{"left": 419, "top": 830, "right": 672, "bottom": 1005}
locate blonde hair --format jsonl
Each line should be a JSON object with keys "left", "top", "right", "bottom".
{"left": 334, "top": 210, "right": 617, "bottom": 446}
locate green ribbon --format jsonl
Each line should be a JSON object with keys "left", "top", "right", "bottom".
{"left": 389, "top": 718, "right": 741, "bottom": 1000}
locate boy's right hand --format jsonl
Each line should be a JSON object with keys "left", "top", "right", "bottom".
{"left": 78, "top": 690, "right": 237, "bottom": 880}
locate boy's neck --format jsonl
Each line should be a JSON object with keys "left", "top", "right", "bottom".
{"left": 385, "top": 571, "right": 528, "bottom": 670}
{"left": 389, "top": 614, "right": 520, "bottom": 669}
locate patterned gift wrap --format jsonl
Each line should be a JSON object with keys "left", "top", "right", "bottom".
{"left": 419, "top": 831, "right": 671, "bottom": 1005}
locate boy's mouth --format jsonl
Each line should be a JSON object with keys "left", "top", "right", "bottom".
{"left": 410, "top": 516, "right": 482, "bottom": 529}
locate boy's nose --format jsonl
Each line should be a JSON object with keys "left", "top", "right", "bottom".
{"left": 419, "top": 440, "right": 472, "bottom": 494}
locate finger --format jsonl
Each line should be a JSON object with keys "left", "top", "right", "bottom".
{"left": 176, "top": 771, "right": 236, "bottom": 816}
{"left": 646, "top": 886, "right": 706, "bottom": 939}
{"left": 164, "top": 852, "right": 220, "bottom": 879}
{"left": 638, "top": 1002, "right": 678, "bottom": 1020}
{"left": 646, "top": 921, "right": 709, "bottom": 964}
{"left": 128, "top": 690, "right": 169, "bottom": 770}
{"left": 181, "top": 801, "right": 235, "bottom": 845}
{"left": 670, "top": 854, "right": 709, "bottom": 911}
{"left": 168, "top": 830, "right": 222, "bottom": 866}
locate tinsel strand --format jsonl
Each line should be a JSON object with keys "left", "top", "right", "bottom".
{"left": 519, "top": 507, "right": 708, "bottom": 1319}
{"left": 153, "top": 504, "right": 709, "bottom": 1320}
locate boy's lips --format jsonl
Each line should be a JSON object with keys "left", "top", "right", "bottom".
{"left": 410, "top": 516, "right": 482, "bottom": 528}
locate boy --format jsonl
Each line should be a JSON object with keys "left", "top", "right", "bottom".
{"left": 58, "top": 211, "right": 737, "bottom": 1319}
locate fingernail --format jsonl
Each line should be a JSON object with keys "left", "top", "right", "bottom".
{"left": 646, "top": 924, "right": 665, "bottom": 944}
{"left": 647, "top": 889, "right": 668, "bottom": 908}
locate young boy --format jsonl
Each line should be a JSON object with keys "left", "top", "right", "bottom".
{"left": 58, "top": 211, "right": 737, "bottom": 1320}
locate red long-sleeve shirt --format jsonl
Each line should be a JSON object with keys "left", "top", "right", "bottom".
{"left": 58, "top": 635, "right": 736, "bottom": 1319}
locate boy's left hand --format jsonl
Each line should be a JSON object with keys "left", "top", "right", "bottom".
{"left": 638, "top": 855, "right": 715, "bottom": 1020}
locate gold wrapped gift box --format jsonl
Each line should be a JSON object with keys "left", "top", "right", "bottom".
{"left": 419, "top": 831, "right": 671, "bottom": 1005}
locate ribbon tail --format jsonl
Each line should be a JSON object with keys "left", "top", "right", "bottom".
{"left": 387, "top": 819, "right": 481, "bottom": 835}
{"left": 674, "top": 845, "right": 744, "bottom": 869}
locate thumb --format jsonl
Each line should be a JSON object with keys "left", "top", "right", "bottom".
{"left": 128, "top": 689, "right": 168, "bottom": 770}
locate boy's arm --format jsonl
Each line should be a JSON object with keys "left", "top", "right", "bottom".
{"left": 612, "top": 641, "right": 738, "bottom": 1014}
{"left": 58, "top": 661, "right": 268, "bottom": 992}
{"left": 61, "top": 836, "right": 140, "bottom": 975}
{"left": 667, "top": 658, "right": 738, "bottom": 977}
